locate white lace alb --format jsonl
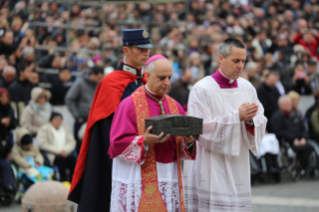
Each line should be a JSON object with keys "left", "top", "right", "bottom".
{"left": 111, "top": 180, "right": 181, "bottom": 212}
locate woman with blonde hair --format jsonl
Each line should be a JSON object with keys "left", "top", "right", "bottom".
{"left": 287, "top": 90, "right": 303, "bottom": 119}
{"left": 188, "top": 52, "right": 205, "bottom": 83}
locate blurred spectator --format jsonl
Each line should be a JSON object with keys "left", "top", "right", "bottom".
{"left": 37, "top": 112, "right": 76, "bottom": 182}
{"left": 11, "top": 127, "right": 44, "bottom": 169}
{"left": 51, "top": 29, "right": 66, "bottom": 47}
{"left": 21, "top": 46, "right": 35, "bottom": 66}
{"left": 20, "top": 87, "right": 52, "bottom": 137}
{"left": 0, "top": 158, "right": 15, "bottom": 193}
{"left": 0, "top": 88, "right": 17, "bottom": 157}
{"left": 0, "top": 56, "right": 8, "bottom": 74}
{"left": 29, "top": 71, "right": 40, "bottom": 86}
{"left": 0, "top": 29, "right": 16, "bottom": 57}
{"left": 292, "top": 63, "right": 312, "bottom": 95}
{"left": 47, "top": 68, "right": 73, "bottom": 106}
{"left": 8, "top": 63, "right": 34, "bottom": 105}
{"left": 77, "top": 37, "right": 101, "bottom": 60}
{"left": 189, "top": 52, "right": 205, "bottom": 83}
{"left": 0, "top": 88, "right": 16, "bottom": 194}
{"left": 251, "top": 30, "right": 272, "bottom": 58}
{"left": 65, "top": 66, "right": 104, "bottom": 153}
{"left": 246, "top": 61, "right": 261, "bottom": 88}
{"left": 294, "top": 20, "right": 319, "bottom": 60}
{"left": 310, "top": 100, "right": 319, "bottom": 141}
{"left": 257, "top": 71, "right": 281, "bottom": 132}
{"left": 305, "top": 91, "right": 319, "bottom": 137}
{"left": 38, "top": 54, "right": 67, "bottom": 70}
{"left": 274, "top": 71, "right": 286, "bottom": 95}
{"left": 306, "top": 60, "right": 319, "bottom": 93}
{"left": 270, "top": 96, "right": 310, "bottom": 170}
{"left": 0, "top": 65, "right": 16, "bottom": 88}
{"left": 92, "top": 55, "right": 103, "bottom": 67}
{"left": 287, "top": 91, "right": 303, "bottom": 119}
{"left": 169, "top": 69, "right": 192, "bottom": 111}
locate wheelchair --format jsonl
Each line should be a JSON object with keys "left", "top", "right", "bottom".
{"left": 280, "top": 139, "right": 319, "bottom": 181}
{"left": 0, "top": 163, "right": 19, "bottom": 206}
{"left": 250, "top": 151, "right": 282, "bottom": 184}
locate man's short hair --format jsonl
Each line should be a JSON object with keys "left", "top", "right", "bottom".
{"left": 218, "top": 38, "right": 246, "bottom": 58}
{"left": 265, "top": 71, "right": 279, "bottom": 79}
{"left": 91, "top": 66, "right": 104, "bottom": 75}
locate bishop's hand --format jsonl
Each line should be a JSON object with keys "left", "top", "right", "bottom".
{"left": 144, "top": 126, "right": 171, "bottom": 145}
{"left": 239, "top": 103, "right": 258, "bottom": 122}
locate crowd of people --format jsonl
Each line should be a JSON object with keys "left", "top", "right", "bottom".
{"left": 1, "top": 0, "right": 319, "bottom": 202}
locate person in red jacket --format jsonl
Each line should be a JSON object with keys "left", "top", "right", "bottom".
{"left": 294, "top": 19, "right": 319, "bottom": 60}
{"left": 68, "top": 28, "right": 152, "bottom": 212}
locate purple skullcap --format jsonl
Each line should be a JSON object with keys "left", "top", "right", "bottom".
{"left": 92, "top": 55, "right": 102, "bottom": 63}
{"left": 146, "top": 55, "right": 167, "bottom": 68}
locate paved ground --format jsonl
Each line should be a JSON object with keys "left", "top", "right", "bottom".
{"left": 1, "top": 179, "right": 318, "bottom": 212}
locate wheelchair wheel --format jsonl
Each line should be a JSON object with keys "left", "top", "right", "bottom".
{"left": 11, "top": 164, "right": 19, "bottom": 192}
{"left": 0, "top": 194, "right": 13, "bottom": 206}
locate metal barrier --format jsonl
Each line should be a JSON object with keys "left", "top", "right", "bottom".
{"left": 33, "top": 0, "right": 190, "bottom": 74}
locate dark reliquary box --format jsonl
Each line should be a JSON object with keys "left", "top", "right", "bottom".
{"left": 145, "top": 114, "right": 203, "bottom": 140}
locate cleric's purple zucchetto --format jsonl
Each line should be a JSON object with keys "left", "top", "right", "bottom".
{"left": 146, "top": 55, "right": 167, "bottom": 68}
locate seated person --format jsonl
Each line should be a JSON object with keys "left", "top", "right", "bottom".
{"left": 310, "top": 101, "right": 319, "bottom": 143}
{"left": 0, "top": 88, "right": 17, "bottom": 193}
{"left": 20, "top": 87, "right": 53, "bottom": 137}
{"left": 257, "top": 131, "right": 281, "bottom": 180}
{"left": 0, "top": 88, "right": 17, "bottom": 156}
{"left": 37, "top": 112, "right": 76, "bottom": 182}
{"left": 11, "top": 127, "right": 54, "bottom": 190}
{"left": 11, "top": 127, "right": 44, "bottom": 168}
{"left": 270, "top": 95, "right": 311, "bottom": 171}
{"left": 0, "top": 158, "right": 15, "bottom": 194}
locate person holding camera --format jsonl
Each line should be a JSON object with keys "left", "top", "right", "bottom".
{"left": 292, "top": 63, "right": 312, "bottom": 95}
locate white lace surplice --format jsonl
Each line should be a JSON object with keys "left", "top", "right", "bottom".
{"left": 183, "top": 77, "right": 267, "bottom": 212}
{"left": 111, "top": 137, "right": 193, "bottom": 212}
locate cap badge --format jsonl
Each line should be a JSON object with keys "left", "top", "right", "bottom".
{"left": 142, "top": 29, "right": 149, "bottom": 38}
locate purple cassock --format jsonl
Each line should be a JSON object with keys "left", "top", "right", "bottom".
{"left": 109, "top": 86, "right": 186, "bottom": 163}
{"left": 211, "top": 69, "right": 238, "bottom": 89}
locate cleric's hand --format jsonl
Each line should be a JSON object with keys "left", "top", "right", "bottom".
{"left": 239, "top": 103, "right": 258, "bottom": 122}
{"left": 144, "top": 126, "right": 170, "bottom": 145}
{"left": 183, "top": 136, "right": 196, "bottom": 144}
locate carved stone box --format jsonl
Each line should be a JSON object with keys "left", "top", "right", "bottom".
{"left": 145, "top": 114, "right": 203, "bottom": 140}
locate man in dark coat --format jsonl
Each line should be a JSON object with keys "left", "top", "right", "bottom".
{"left": 270, "top": 95, "right": 310, "bottom": 170}
{"left": 0, "top": 29, "right": 16, "bottom": 57}
{"left": 8, "top": 63, "right": 34, "bottom": 106}
{"left": 257, "top": 71, "right": 281, "bottom": 132}
{"left": 169, "top": 69, "right": 192, "bottom": 111}
{"left": 0, "top": 65, "right": 16, "bottom": 89}
{"left": 68, "top": 28, "right": 153, "bottom": 212}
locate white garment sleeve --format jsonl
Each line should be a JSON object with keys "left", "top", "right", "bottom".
{"left": 118, "top": 135, "right": 146, "bottom": 164}
{"left": 241, "top": 89, "right": 268, "bottom": 156}
{"left": 188, "top": 87, "right": 242, "bottom": 156}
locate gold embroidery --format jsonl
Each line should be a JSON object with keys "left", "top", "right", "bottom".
{"left": 131, "top": 87, "right": 186, "bottom": 212}
{"left": 144, "top": 183, "right": 157, "bottom": 197}
{"left": 166, "top": 95, "right": 186, "bottom": 212}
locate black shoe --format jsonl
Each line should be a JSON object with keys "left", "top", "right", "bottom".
{"left": 273, "top": 173, "right": 281, "bottom": 183}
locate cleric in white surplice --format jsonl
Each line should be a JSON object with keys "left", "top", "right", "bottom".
{"left": 183, "top": 38, "right": 267, "bottom": 212}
